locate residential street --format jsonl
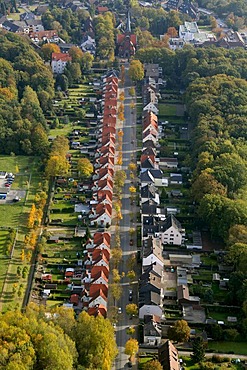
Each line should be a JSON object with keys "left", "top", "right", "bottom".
{"left": 114, "top": 63, "right": 139, "bottom": 370}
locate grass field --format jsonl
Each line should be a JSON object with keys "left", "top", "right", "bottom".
{"left": 0, "top": 230, "right": 10, "bottom": 294}
{"left": 0, "top": 155, "right": 42, "bottom": 311}
{"left": 207, "top": 341, "right": 247, "bottom": 355}
{"left": 158, "top": 104, "right": 177, "bottom": 116}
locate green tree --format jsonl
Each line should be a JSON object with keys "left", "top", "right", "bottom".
{"left": 192, "top": 337, "right": 205, "bottom": 362}
{"left": 129, "top": 60, "right": 144, "bottom": 82}
{"left": 167, "top": 320, "right": 190, "bottom": 343}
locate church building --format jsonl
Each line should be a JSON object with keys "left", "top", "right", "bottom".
{"left": 116, "top": 10, "right": 137, "bottom": 59}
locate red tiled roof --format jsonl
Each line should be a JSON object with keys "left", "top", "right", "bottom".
{"left": 117, "top": 34, "right": 137, "bottom": 46}
{"left": 91, "top": 265, "right": 109, "bottom": 278}
{"left": 92, "top": 270, "right": 109, "bottom": 283}
{"left": 97, "top": 6, "right": 109, "bottom": 12}
{"left": 140, "top": 155, "right": 156, "bottom": 164}
{"left": 92, "top": 248, "right": 110, "bottom": 263}
{"left": 88, "top": 305, "right": 107, "bottom": 318}
{"left": 52, "top": 52, "right": 72, "bottom": 62}
{"left": 30, "top": 30, "right": 58, "bottom": 39}
{"left": 70, "top": 294, "right": 79, "bottom": 304}
{"left": 89, "top": 284, "right": 108, "bottom": 298}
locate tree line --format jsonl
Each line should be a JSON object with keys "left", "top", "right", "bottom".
{"left": 0, "top": 31, "right": 54, "bottom": 155}
{"left": 0, "top": 303, "right": 117, "bottom": 370}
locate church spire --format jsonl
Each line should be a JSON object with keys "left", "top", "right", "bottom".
{"left": 126, "top": 9, "right": 131, "bottom": 33}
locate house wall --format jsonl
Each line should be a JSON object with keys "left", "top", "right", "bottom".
{"left": 144, "top": 334, "right": 162, "bottom": 345}
{"left": 139, "top": 304, "right": 163, "bottom": 319}
{"left": 160, "top": 226, "right": 183, "bottom": 245}
{"left": 88, "top": 296, "right": 107, "bottom": 307}
{"left": 142, "top": 254, "right": 164, "bottom": 268}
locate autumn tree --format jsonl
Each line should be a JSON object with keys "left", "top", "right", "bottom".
{"left": 111, "top": 247, "right": 122, "bottom": 267}
{"left": 126, "top": 303, "right": 138, "bottom": 316}
{"left": 129, "top": 87, "right": 135, "bottom": 97}
{"left": 124, "top": 338, "right": 139, "bottom": 356}
{"left": 143, "top": 359, "right": 163, "bottom": 370}
{"left": 41, "top": 43, "right": 60, "bottom": 61}
{"left": 167, "top": 320, "right": 190, "bottom": 343}
{"left": 45, "top": 155, "right": 70, "bottom": 178}
{"left": 75, "top": 311, "right": 118, "bottom": 369}
{"left": 77, "top": 157, "right": 93, "bottom": 178}
{"left": 127, "top": 270, "right": 136, "bottom": 282}
{"left": 28, "top": 203, "right": 36, "bottom": 228}
{"left": 111, "top": 283, "right": 123, "bottom": 301}
{"left": 68, "top": 46, "right": 84, "bottom": 63}
{"left": 129, "top": 60, "right": 144, "bottom": 82}
{"left": 167, "top": 26, "right": 178, "bottom": 38}
{"left": 112, "top": 268, "right": 121, "bottom": 283}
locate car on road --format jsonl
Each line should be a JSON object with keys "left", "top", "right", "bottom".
{"left": 128, "top": 361, "right": 132, "bottom": 368}
{"left": 5, "top": 183, "right": 10, "bottom": 187}
{"left": 118, "top": 307, "right": 122, "bottom": 314}
{"left": 129, "top": 239, "right": 133, "bottom": 246}
{"left": 129, "top": 290, "right": 133, "bottom": 301}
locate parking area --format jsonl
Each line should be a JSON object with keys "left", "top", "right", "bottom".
{"left": 0, "top": 173, "right": 26, "bottom": 204}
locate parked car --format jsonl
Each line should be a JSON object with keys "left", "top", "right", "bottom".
{"left": 118, "top": 307, "right": 122, "bottom": 314}
{"left": 129, "top": 290, "right": 133, "bottom": 301}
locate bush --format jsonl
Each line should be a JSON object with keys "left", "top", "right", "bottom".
{"left": 212, "top": 355, "right": 224, "bottom": 363}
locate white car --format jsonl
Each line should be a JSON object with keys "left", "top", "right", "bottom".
{"left": 118, "top": 307, "right": 122, "bottom": 314}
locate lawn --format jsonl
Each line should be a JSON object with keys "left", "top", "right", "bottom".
{"left": 207, "top": 341, "right": 247, "bottom": 355}
{"left": 0, "top": 155, "right": 42, "bottom": 311}
{"left": 138, "top": 356, "right": 155, "bottom": 368}
{"left": 181, "top": 356, "right": 243, "bottom": 370}
{"left": 0, "top": 230, "right": 10, "bottom": 294}
{"left": 158, "top": 104, "right": 177, "bottom": 116}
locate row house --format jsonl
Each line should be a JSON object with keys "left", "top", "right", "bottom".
{"left": 139, "top": 65, "right": 187, "bottom": 324}
{"left": 89, "top": 70, "right": 118, "bottom": 228}
{"left": 66, "top": 71, "right": 118, "bottom": 318}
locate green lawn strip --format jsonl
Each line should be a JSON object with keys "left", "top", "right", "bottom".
{"left": 138, "top": 356, "right": 155, "bottom": 368}
{"left": 207, "top": 311, "right": 230, "bottom": 321}
{"left": 211, "top": 282, "right": 229, "bottom": 302}
{"left": 207, "top": 341, "right": 247, "bottom": 355}
{"left": 0, "top": 230, "right": 10, "bottom": 293}
{"left": 158, "top": 104, "right": 177, "bottom": 116}
{"left": 193, "top": 270, "right": 213, "bottom": 282}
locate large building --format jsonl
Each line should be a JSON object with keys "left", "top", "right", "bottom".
{"left": 116, "top": 10, "right": 137, "bottom": 58}
{"left": 51, "top": 52, "right": 72, "bottom": 74}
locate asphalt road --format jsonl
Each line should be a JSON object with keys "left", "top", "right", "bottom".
{"left": 114, "top": 63, "right": 138, "bottom": 370}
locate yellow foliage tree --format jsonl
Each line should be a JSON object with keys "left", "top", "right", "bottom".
{"left": 28, "top": 204, "right": 36, "bottom": 229}
{"left": 20, "top": 249, "right": 25, "bottom": 262}
{"left": 119, "top": 92, "right": 125, "bottom": 101}
{"left": 129, "top": 186, "right": 136, "bottom": 193}
{"left": 124, "top": 338, "right": 139, "bottom": 356}
{"left": 29, "top": 231, "right": 37, "bottom": 249}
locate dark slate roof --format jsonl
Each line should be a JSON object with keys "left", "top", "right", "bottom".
{"left": 20, "top": 12, "right": 35, "bottom": 21}
{"left": 2, "top": 20, "right": 22, "bottom": 32}
{"left": 143, "top": 224, "right": 158, "bottom": 237}
{"left": 139, "top": 290, "right": 160, "bottom": 307}
{"left": 141, "top": 203, "right": 157, "bottom": 215}
{"left": 143, "top": 139, "right": 156, "bottom": 149}
{"left": 144, "top": 319, "right": 162, "bottom": 337}
{"left": 159, "top": 214, "right": 182, "bottom": 232}
{"left": 143, "top": 262, "right": 163, "bottom": 278}
{"left": 141, "top": 171, "right": 154, "bottom": 184}
{"left": 141, "top": 157, "right": 155, "bottom": 169}
{"left": 142, "top": 147, "right": 156, "bottom": 156}
{"left": 141, "top": 184, "right": 157, "bottom": 199}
